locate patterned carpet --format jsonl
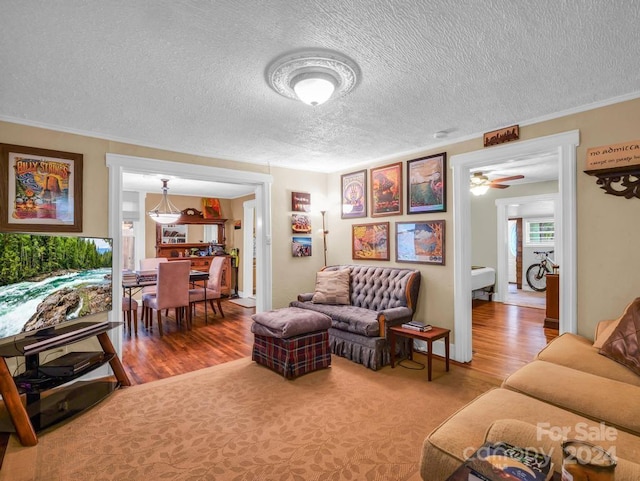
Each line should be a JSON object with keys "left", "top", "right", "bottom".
{"left": 1, "top": 355, "right": 500, "bottom": 481}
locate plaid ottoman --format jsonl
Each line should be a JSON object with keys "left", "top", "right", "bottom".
{"left": 251, "top": 307, "right": 332, "bottom": 379}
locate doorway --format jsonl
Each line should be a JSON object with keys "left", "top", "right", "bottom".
{"left": 451, "top": 130, "right": 579, "bottom": 362}
{"left": 106, "top": 154, "right": 274, "bottom": 356}
{"left": 496, "top": 194, "right": 558, "bottom": 310}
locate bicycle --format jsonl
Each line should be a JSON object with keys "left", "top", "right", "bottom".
{"left": 525, "top": 250, "right": 557, "bottom": 292}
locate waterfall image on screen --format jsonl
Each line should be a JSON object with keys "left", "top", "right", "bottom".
{"left": 0, "top": 233, "right": 113, "bottom": 339}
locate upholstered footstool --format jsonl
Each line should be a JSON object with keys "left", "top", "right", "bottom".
{"left": 251, "top": 307, "right": 332, "bottom": 379}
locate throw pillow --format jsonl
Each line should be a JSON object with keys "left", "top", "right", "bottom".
{"left": 599, "top": 297, "right": 640, "bottom": 376}
{"left": 312, "top": 269, "right": 350, "bottom": 305}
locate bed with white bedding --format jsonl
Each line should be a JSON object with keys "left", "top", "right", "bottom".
{"left": 471, "top": 266, "right": 495, "bottom": 300}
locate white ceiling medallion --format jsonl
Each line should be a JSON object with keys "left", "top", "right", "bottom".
{"left": 267, "top": 49, "right": 360, "bottom": 106}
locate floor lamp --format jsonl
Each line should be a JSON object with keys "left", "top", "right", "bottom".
{"left": 320, "top": 211, "right": 329, "bottom": 266}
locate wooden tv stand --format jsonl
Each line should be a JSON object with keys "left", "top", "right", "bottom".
{"left": 0, "top": 322, "right": 130, "bottom": 446}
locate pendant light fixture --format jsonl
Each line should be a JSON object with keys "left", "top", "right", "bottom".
{"left": 147, "top": 179, "right": 181, "bottom": 224}
{"left": 267, "top": 49, "right": 359, "bottom": 106}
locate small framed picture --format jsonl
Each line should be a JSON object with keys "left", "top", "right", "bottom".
{"left": 396, "top": 220, "right": 445, "bottom": 265}
{"left": 371, "top": 162, "right": 402, "bottom": 217}
{"left": 341, "top": 170, "right": 367, "bottom": 219}
{"left": 407, "top": 152, "right": 446, "bottom": 214}
{"left": 291, "top": 214, "right": 311, "bottom": 233}
{"left": 291, "top": 192, "right": 311, "bottom": 212}
{"left": 352, "top": 222, "right": 390, "bottom": 261}
{"left": 292, "top": 236, "right": 312, "bottom": 257}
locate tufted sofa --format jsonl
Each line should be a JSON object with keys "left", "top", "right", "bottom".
{"left": 289, "top": 264, "right": 421, "bottom": 370}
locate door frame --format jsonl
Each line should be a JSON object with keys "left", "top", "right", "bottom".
{"left": 451, "top": 130, "right": 579, "bottom": 362}
{"left": 242, "top": 199, "right": 255, "bottom": 298}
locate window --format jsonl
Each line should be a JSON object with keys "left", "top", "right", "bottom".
{"left": 525, "top": 218, "right": 554, "bottom": 246}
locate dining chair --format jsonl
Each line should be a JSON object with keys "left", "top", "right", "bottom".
{"left": 142, "top": 260, "right": 191, "bottom": 337}
{"left": 139, "top": 257, "right": 168, "bottom": 323}
{"left": 189, "top": 256, "right": 226, "bottom": 323}
{"left": 122, "top": 297, "right": 139, "bottom": 335}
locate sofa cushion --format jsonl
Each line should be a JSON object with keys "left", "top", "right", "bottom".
{"left": 289, "top": 300, "right": 379, "bottom": 336}
{"left": 593, "top": 318, "right": 623, "bottom": 349}
{"left": 599, "top": 297, "right": 640, "bottom": 376}
{"left": 536, "top": 333, "right": 640, "bottom": 386}
{"left": 311, "top": 269, "right": 350, "bottom": 305}
{"left": 503, "top": 360, "right": 640, "bottom": 435}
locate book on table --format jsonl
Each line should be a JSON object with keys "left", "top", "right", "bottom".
{"left": 447, "top": 441, "right": 553, "bottom": 481}
{"left": 401, "top": 321, "right": 432, "bottom": 332}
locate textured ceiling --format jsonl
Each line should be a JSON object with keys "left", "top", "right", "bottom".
{"left": 1, "top": 1, "right": 639, "bottom": 174}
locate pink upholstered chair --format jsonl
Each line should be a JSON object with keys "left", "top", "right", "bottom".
{"left": 189, "top": 256, "right": 225, "bottom": 323}
{"left": 139, "top": 257, "right": 168, "bottom": 323}
{"left": 142, "top": 260, "right": 191, "bottom": 337}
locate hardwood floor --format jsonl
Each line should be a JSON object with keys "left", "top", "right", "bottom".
{"left": 469, "top": 299, "right": 558, "bottom": 380}
{"left": 121, "top": 298, "right": 558, "bottom": 385}
{"left": 122, "top": 300, "right": 255, "bottom": 384}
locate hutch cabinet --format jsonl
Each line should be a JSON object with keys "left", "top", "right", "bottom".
{"left": 155, "top": 208, "right": 232, "bottom": 295}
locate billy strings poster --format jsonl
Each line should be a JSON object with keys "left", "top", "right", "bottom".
{"left": 1, "top": 144, "right": 83, "bottom": 232}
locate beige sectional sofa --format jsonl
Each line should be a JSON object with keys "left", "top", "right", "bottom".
{"left": 419, "top": 319, "right": 640, "bottom": 481}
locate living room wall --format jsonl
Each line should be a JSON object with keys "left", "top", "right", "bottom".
{"left": 327, "top": 97, "right": 640, "bottom": 339}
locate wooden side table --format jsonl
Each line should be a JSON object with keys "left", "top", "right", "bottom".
{"left": 389, "top": 325, "right": 450, "bottom": 381}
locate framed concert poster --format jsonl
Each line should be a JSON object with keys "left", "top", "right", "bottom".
{"left": 396, "top": 220, "right": 445, "bottom": 265}
{"left": 0, "top": 143, "right": 83, "bottom": 232}
{"left": 341, "top": 169, "right": 367, "bottom": 219}
{"left": 407, "top": 152, "right": 446, "bottom": 214}
{"left": 352, "top": 222, "right": 390, "bottom": 261}
{"left": 370, "top": 162, "right": 402, "bottom": 217}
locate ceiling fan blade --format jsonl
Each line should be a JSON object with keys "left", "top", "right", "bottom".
{"left": 490, "top": 184, "right": 510, "bottom": 189}
{"left": 490, "top": 175, "right": 524, "bottom": 184}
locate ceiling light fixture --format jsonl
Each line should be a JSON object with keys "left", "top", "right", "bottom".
{"left": 147, "top": 179, "right": 181, "bottom": 224}
{"left": 267, "top": 49, "right": 359, "bottom": 106}
{"left": 470, "top": 172, "right": 490, "bottom": 196}
{"left": 470, "top": 184, "right": 490, "bottom": 196}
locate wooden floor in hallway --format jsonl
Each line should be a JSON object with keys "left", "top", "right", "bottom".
{"left": 469, "top": 299, "right": 558, "bottom": 381}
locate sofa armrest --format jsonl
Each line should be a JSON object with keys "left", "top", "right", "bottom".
{"left": 378, "top": 306, "right": 414, "bottom": 338}
{"left": 297, "top": 293, "right": 314, "bottom": 302}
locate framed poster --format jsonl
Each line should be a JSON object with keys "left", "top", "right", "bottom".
{"left": 352, "top": 222, "right": 390, "bottom": 261}
{"left": 291, "top": 214, "right": 311, "bottom": 233}
{"left": 407, "top": 152, "right": 446, "bottom": 214}
{"left": 370, "top": 162, "right": 402, "bottom": 217}
{"left": 291, "top": 192, "right": 311, "bottom": 212}
{"left": 341, "top": 170, "right": 367, "bottom": 219}
{"left": 0, "top": 143, "right": 83, "bottom": 232}
{"left": 292, "top": 236, "right": 312, "bottom": 257}
{"left": 396, "top": 220, "right": 445, "bottom": 265}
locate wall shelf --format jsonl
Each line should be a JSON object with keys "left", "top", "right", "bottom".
{"left": 584, "top": 166, "right": 640, "bottom": 199}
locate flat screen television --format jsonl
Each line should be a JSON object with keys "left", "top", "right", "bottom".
{"left": 0, "top": 232, "right": 113, "bottom": 343}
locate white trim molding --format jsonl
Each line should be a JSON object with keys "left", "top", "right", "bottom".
{"left": 451, "top": 130, "right": 579, "bottom": 362}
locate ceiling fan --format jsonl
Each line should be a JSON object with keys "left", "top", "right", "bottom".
{"left": 470, "top": 172, "right": 524, "bottom": 195}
